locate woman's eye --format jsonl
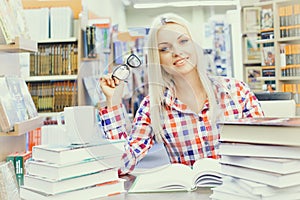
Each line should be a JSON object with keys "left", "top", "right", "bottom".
{"left": 159, "top": 46, "right": 170, "bottom": 52}
{"left": 179, "top": 39, "right": 189, "bottom": 45}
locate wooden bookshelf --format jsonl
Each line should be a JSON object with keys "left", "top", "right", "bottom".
{"left": 0, "top": 116, "right": 43, "bottom": 136}
{"left": 0, "top": 37, "right": 37, "bottom": 53}
{"left": 25, "top": 75, "right": 77, "bottom": 82}
{"left": 241, "top": 0, "right": 300, "bottom": 115}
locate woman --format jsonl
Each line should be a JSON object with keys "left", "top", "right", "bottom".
{"left": 98, "top": 13, "right": 264, "bottom": 174}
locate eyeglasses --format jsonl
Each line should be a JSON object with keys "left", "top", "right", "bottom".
{"left": 112, "top": 54, "right": 142, "bottom": 80}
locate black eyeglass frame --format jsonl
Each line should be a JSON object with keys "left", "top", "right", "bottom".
{"left": 111, "top": 54, "right": 142, "bottom": 81}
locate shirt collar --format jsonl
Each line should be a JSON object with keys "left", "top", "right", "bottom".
{"left": 163, "top": 88, "right": 209, "bottom": 114}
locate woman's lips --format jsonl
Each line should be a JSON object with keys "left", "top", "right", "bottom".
{"left": 173, "top": 57, "right": 187, "bottom": 66}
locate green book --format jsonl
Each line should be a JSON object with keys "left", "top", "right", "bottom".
{"left": 15, "top": 151, "right": 32, "bottom": 186}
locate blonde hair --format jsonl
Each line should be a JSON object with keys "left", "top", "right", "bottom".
{"left": 146, "top": 13, "right": 219, "bottom": 142}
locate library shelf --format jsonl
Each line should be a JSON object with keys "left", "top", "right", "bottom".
{"left": 0, "top": 37, "right": 37, "bottom": 53}
{"left": 0, "top": 116, "right": 43, "bottom": 136}
{"left": 25, "top": 75, "right": 78, "bottom": 82}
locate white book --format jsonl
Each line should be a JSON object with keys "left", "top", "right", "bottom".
{"left": 26, "top": 155, "right": 122, "bottom": 180}
{"left": 24, "top": 8, "right": 49, "bottom": 41}
{"left": 221, "top": 164, "right": 300, "bottom": 188}
{"left": 0, "top": 0, "right": 18, "bottom": 44}
{"left": 0, "top": 161, "right": 21, "bottom": 200}
{"left": 211, "top": 184, "right": 258, "bottom": 200}
{"left": 220, "top": 117, "right": 300, "bottom": 146}
{"left": 5, "top": 76, "right": 29, "bottom": 121}
{"left": 7, "top": 0, "right": 30, "bottom": 39}
{"left": 20, "top": 179, "right": 125, "bottom": 200}
{"left": 220, "top": 155, "right": 300, "bottom": 174}
{"left": 211, "top": 183, "right": 300, "bottom": 200}
{"left": 225, "top": 176, "right": 300, "bottom": 196}
{"left": 50, "top": 7, "right": 73, "bottom": 39}
{"left": 219, "top": 142, "right": 300, "bottom": 159}
{"left": 32, "top": 140, "right": 125, "bottom": 165}
{"left": 24, "top": 168, "right": 118, "bottom": 195}
{"left": 18, "top": 78, "right": 38, "bottom": 119}
{"left": 0, "top": 77, "right": 20, "bottom": 132}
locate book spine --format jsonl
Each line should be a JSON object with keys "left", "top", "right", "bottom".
{"left": 15, "top": 152, "right": 32, "bottom": 187}
{"left": 90, "top": 26, "right": 96, "bottom": 58}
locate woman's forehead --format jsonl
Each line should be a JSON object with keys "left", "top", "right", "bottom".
{"left": 157, "top": 23, "right": 189, "bottom": 40}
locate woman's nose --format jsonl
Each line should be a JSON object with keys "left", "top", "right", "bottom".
{"left": 171, "top": 45, "right": 184, "bottom": 56}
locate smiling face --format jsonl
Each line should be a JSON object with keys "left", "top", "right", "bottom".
{"left": 157, "top": 23, "right": 197, "bottom": 77}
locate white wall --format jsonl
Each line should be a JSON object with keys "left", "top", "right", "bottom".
{"left": 83, "top": 0, "right": 127, "bottom": 31}
{"left": 125, "top": 5, "right": 236, "bottom": 45}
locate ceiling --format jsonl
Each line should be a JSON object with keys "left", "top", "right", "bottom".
{"left": 123, "top": 0, "right": 239, "bottom": 8}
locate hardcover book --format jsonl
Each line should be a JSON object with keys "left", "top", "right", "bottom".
{"left": 219, "top": 117, "right": 300, "bottom": 146}
{"left": 24, "top": 168, "right": 118, "bottom": 195}
{"left": 220, "top": 155, "right": 300, "bottom": 174}
{"left": 20, "top": 179, "right": 125, "bottom": 200}
{"left": 221, "top": 164, "right": 300, "bottom": 188}
{"left": 211, "top": 182, "right": 300, "bottom": 200}
{"left": 32, "top": 140, "right": 125, "bottom": 165}
{"left": 219, "top": 142, "right": 300, "bottom": 159}
{"left": 223, "top": 175, "right": 300, "bottom": 196}
{"left": 26, "top": 155, "right": 123, "bottom": 180}
{"left": 15, "top": 151, "right": 32, "bottom": 187}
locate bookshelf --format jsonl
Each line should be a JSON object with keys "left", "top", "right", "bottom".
{"left": 240, "top": 0, "right": 300, "bottom": 115}
{"left": 21, "top": 1, "right": 115, "bottom": 112}
{"left": 0, "top": 116, "right": 43, "bottom": 136}
{"left": 0, "top": 37, "right": 37, "bottom": 53}
{"left": 21, "top": 1, "right": 83, "bottom": 114}
{"left": 25, "top": 38, "right": 79, "bottom": 113}
{"left": 0, "top": 37, "right": 41, "bottom": 162}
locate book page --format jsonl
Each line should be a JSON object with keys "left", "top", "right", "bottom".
{"left": 192, "top": 158, "right": 222, "bottom": 187}
{"left": 128, "top": 164, "right": 194, "bottom": 193}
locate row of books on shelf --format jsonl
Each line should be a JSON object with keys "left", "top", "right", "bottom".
{"left": 29, "top": 43, "right": 78, "bottom": 76}
{"left": 82, "top": 17, "right": 111, "bottom": 59}
{"left": 281, "top": 83, "right": 300, "bottom": 104}
{"left": 27, "top": 81, "right": 77, "bottom": 113}
{"left": 280, "top": 43, "right": 300, "bottom": 76}
{"left": 210, "top": 117, "right": 300, "bottom": 199}
{"left": 279, "top": 4, "right": 300, "bottom": 38}
{"left": 0, "top": 76, "right": 38, "bottom": 132}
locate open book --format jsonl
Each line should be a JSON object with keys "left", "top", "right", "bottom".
{"left": 128, "top": 158, "right": 222, "bottom": 193}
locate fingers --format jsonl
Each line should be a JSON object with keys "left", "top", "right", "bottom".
{"left": 99, "top": 74, "right": 120, "bottom": 88}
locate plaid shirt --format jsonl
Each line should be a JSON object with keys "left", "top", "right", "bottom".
{"left": 98, "top": 76, "right": 264, "bottom": 174}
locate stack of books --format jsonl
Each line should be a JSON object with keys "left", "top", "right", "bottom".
{"left": 211, "top": 117, "right": 300, "bottom": 200}
{"left": 20, "top": 140, "right": 126, "bottom": 200}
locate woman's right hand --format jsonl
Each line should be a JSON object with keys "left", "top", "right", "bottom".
{"left": 99, "top": 74, "right": 123, "bottom": 107}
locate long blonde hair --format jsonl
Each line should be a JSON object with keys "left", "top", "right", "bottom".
{"left": 146, "top": 13, "right": 219, "bottom": 142}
